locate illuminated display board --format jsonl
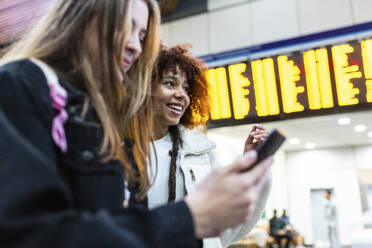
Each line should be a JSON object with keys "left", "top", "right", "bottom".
{"left": 207, "top": 38, "right": 372, "bottom": 127}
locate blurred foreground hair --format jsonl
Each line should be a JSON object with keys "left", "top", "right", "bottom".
{"left": 1, "top": 0, "right": 161, "bottom": 200}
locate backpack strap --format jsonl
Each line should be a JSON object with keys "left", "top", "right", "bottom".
{"left": 30, "top": 58, "right": 68, "bottom": 153}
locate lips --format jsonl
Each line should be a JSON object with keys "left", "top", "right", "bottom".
{"left": 166, "top": 103, "right": 183, "bottom": 116}
{"left": 123, "top": 59, "right": 131, "bottom": 69}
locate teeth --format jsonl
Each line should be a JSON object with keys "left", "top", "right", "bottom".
{"left": 168, "top": 104, "right": 182, "bottom": 111}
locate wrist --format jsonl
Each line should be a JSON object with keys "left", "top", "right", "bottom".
{"left": 185, "top": 195, "right": 216, "bottom": 238}
{"left": 185, "top": 195, "right": 203, "bottom": 238}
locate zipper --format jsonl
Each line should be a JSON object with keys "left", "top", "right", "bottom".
{"left": 189, "top": 169, "right": 196, "bottom": 182}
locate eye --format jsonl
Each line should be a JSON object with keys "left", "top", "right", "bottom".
{"left": 183, "top": 86, "right": 189, "bottom": 93}
{"left": 164, "top": 81, "right": 175, "bottom": 87}
{"left": 140, "top": 35, "right": 146, "bottom": 44}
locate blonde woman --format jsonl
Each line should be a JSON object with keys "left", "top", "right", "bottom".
{"left": 0, "top": 0, "right": 272, "bottom": 247}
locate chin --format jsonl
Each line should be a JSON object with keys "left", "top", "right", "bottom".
{"left": 166, "top": 119, "right": 181, "bottom": 127}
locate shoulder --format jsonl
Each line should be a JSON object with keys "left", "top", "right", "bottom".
{"left": 0, "top": 59, "right": 48, "bottom": 96}
{"left": 0, "top": 59, "right": 52, "bottom": 119}
{"left": 0, "top": 59, "right": 44, "bottom": 80}
{"left": 179, "top": 125, "right": 216, "bottom": 154}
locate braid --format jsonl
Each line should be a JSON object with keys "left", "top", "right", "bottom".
{"left": 168, "top": 125, "right": 181, "bottom": 203}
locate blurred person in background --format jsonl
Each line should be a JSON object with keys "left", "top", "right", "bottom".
{"left": 280, "top": 209, "right": 305, "bottom": 248}
{"left": 269, "top": 209, "right": 289, "bottom": 248}
{"left": 325, "top": 190, "right": 340, "bottom": 248}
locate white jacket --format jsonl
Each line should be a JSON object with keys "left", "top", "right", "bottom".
{"left": 178, "top": 125, "right": 272, "bottom": 248}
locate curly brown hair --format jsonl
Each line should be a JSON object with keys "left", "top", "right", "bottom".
{"left": 152, "top": 44, "right": 210, "bottom": 128}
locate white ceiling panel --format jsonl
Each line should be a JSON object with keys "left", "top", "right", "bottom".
{"left": 208, "top": 110, "right": 372, "bottom": 151}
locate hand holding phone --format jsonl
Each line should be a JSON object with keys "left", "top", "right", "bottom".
{"left": 242, "top": 128, "right": 286, "bottom": 172}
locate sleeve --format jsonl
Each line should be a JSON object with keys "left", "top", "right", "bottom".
{"left": 207, "top": 149, "right": 272, "bottom": 248}
{"left": 0, "top": 63, "right": 198, "bottom": 248}
{"left": 220, "top": 169, "right": 272, "bottom": 247}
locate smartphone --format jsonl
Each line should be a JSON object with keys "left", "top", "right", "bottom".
{"left": 242, "top": 128, "right": 286, "bottom": 172}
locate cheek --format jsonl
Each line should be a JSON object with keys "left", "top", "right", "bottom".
{"left": 152, "top": 99, "right": 164, "bottom": 118}
{"left": 153, "top": 94, "right": 167, "bottom": 111}
{"left": 155, "top": 87, "right": 170, "bottom": 101}
{"left": 185, "top": 96, "right": 191, "bottom": 109}
{"left": 133, "top": 52, "right": 140, "bottom": 63}
{"left": 153, "top": 96, "right": 162, "bottom": 108}
{"left": 153, "top": 105, "right": 162, "bottom": 116}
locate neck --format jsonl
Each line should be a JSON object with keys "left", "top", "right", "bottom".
{"left": 153, "top": 122, "right": 169, "bottom": 140}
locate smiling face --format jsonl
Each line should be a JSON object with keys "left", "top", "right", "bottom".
{"left": 123, "top": 0, "right": 149, "bottom": 71}
{"left": 153, "top": 67, "right": 190, "bottom": 137}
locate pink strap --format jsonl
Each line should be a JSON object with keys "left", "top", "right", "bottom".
{"left": 30, "top": 58, "right": 69, "bottom": 153}
{"left": 50, "top": 83, "right": 68, "bottom": 153}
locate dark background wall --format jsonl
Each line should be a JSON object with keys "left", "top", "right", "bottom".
{"left": 158, "top": 0, "right": 207, "bottom": 23}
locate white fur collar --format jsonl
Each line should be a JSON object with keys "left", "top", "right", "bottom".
{"left": 178, "top": 125, "right": 216, "bottom": 155}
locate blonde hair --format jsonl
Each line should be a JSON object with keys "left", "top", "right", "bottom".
{"left": 1, "top": 0, "right": 161, "bottom": 200}
{"left": 125, "top": 0, "right": 161, "bottom": 199}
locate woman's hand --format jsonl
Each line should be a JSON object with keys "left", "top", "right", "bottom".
{"left": 185, "top": 150, "right": 272, "bottom": 238}
{"left": 244, "top": 124, "right": 269, "bottom": 153}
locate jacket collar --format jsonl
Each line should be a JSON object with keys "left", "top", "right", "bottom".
{"left": 178, "top": 125, "right": 216, "bottom": 155}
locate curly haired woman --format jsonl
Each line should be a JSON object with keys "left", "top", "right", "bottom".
{"left": 148, "top": 44, "right": 272, "bottom": 248}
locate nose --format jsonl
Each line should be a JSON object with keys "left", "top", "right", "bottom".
{"left": 174, "top": 86, "right": 187, "bottom": 100}
{"left": 125, "top": 34, "right": 142, "bottom": 59}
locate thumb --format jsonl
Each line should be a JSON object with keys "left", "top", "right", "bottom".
{"left": 225, "top": 150, "right": 257, "bottom": 173}
{"left": 245, "top": 133, "right": 254, "bottom": 145}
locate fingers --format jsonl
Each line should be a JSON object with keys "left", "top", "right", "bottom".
{"left": 223, "top": 150, "right": 257, "bottom": 174}
{"left": 239, "top": 156, "right": 273, "bottom": 187}
{"left": 250, "top": 129, "right": 269, "bottom": 145}
{"left": 247, "top": 124, "right": 268, "bottom": 142}
{"left": 242, "top": 177, "right": 267, "bottom": 222}
{"left": 242, "top": 161, "right": 270, "bottom": 222}
{"left": 252, "top": 171, "right": 268, "bottom": 191}
{"left": 245, "top": 131, "right": 254, "bottom": 145}
{"left": 251, "top": 132, "right": 268, "bottom": 142}
{"left": 252, "top": 124, "right": 265, "bottom": 130}
{"left": 246, "top": 124, "right": 264, "bottom": 142}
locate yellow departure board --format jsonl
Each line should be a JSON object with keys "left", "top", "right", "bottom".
{"left": 207, "top": 38, "right": 372, "bottom": 127}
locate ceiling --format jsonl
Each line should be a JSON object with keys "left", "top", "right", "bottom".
{"left": 207, "top": 109, "right": 372, "bottom": 152}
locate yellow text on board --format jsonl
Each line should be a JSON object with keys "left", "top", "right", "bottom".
{"left": 207, "top": 39, "right": 372, "bottom": 121}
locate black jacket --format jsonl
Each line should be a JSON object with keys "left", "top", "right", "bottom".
{"left": 0, "top": 59, "right": 199, "bottom": 247}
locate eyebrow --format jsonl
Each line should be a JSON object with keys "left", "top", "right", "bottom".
{"left": 163, "top": 76, "right": 179, "bottom": 80}
{"left": 163, "top": 76, "right": 189, "bottom": 86}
